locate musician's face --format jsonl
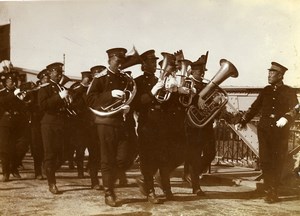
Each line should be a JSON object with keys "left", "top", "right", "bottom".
{"left": 41, "top": 75, "right": 50, "bottom": 84}
{"left": 5, "top": 78, "right": 15, "bottom": 89}
{"left": 109, "top": 55, "right": 125, "bottom": 68}
{"left": 50, "top": 70, "right": 62, "bottom": 83}
{"left": 268, "top": 70, "right": 283, "bottom": 85}
{"left": 143, "top": 58, "right": 157, "bottom": 73}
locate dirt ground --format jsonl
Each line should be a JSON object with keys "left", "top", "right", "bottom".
{"left": 1, "top": 154, "right": 300, "bottom": 216}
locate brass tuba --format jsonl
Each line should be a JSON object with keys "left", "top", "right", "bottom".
{"left": 177, "top": 59, "right": 193, "bottom": 107}
{"left": 89, "top": 72, "right": 137, "bottom": 117}
{"left": 186, "top": 59, "right": 238, "bottom": 128}
{"left": 155, "top": 52, "right": 174, "bottom": 102}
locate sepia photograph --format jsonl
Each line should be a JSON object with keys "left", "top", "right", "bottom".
{"left": 0, "top": 0, "right": 300, "bottom": 215}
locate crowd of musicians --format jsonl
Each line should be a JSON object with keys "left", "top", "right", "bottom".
{"left": 0, "top": 48, "right": 298, "bottom": 207}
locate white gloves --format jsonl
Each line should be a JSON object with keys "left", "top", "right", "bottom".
{"left": 121, "top": 104, "right": 130, "bottom": 114}
{"left": 151, "top": 80, "right": 165, "bottom": 95}
{"left": 14, "top": 88, "right": 25, "bottom": 100}
{"left": 111, "top": 90, "right": 125, "bottom": 99}
{"left": 59, "top": 89, "right": 68, "bottom": 99}
{"left": 178, "top": 86, "right": 190, "bottom": 95}
{"left": 276, "top": 117, "right": 288, "bottom": 128}
{"left": 14, "top": 88, "right": 21, "bottom": 96}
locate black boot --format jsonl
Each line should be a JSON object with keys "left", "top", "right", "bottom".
{"left": 136, "top": 177, "right": 147, "bottom": 196}
{"left": 77, "top": 161, "right": 84, "bottom": 178}
{"left": 2, "top": 173, "right": 10, "bottom": 182}
{"left": 46, "top": 168, "right": 59, "bottom": 194}
{"left": 163, "top": 189, "right": 174, "bottom": 200}
{"left": 147, "top": 188, "right": 162, "bottom": 204}
{"left": 104, "top": 188, "right": 117, "bottom": 207}
{"left": 49, "top": 184, "right": 59, "bottom": 194}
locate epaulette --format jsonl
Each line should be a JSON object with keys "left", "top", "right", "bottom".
{"left": 40, "top": 83, "right": 50, "bottom": 88}
{"left": 94, "top": 69, "right": 108, "bottom": 78}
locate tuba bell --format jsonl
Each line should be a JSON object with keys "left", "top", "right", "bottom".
{"left": 186, "top": 59, "right": 238, "bottom": 128}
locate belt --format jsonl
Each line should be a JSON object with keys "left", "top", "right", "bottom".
{"left": 4, "top": 111, "right": 20, "bottom": 115}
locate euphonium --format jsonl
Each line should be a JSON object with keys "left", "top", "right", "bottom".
{"left": 177, "top": 59, "right": 193, "bottom": 107}
{"left": 155, "top": 52, "right": 174, "bottom": 102}
{"left": 186, "top": 59, "right": 238, "bottom": 128}
{"left": 89, "top": 72, "right": 137, "bottom": 117}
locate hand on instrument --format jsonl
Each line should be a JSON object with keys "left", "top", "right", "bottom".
{"left": 276, "top": 117, "right": 288, "bottom": 128}
{"left": 14, "top": 88, "right": 21, "bottom": 96}
{"left": 178, "top": 86, "right": 190, "bottom": 95}
{"left": 59, "top": 89, "right": 68, "bottom": 99}
{"left": 197, "top": 96, "right": 206, "bottom": 110}
{"left": 151, "top": 80, "right": 165, "bottom": 95}
{"left": 121, "top": 104, "right": 130, "bottom": 114}
{"left": 111, "top": 90, "right": 125, "bottom": 99}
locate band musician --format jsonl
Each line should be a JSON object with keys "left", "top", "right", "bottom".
{"left": 86, "top": 48, "right": 133, "bottom": 207}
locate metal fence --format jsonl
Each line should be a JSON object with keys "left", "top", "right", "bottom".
{"left": 213, "top": 120, "right": 300, "bottom": 168}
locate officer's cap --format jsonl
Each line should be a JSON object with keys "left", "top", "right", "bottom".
{"left": 37, "top": 69, "right": 49, "bottom": 80}
{"left": 268, "top": 62, "right": 288, "bottom": 74}
{"left": 90, "top": 65, "right": 106, "bottom": 74}
{"left": 106, "top": 48, "right": 127, "bottom": 58}
{"left": 140, "top": 50, "right": 159, "bottom": 61}
{"left": 46, "top": 62, "right": 64, "bottom": 73}
{"left": 81, "top": 71, "right": 92, "bottom": 79}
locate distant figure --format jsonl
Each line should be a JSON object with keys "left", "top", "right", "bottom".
{"left": 236, "top": 62, "right": 298, "bottom": 203}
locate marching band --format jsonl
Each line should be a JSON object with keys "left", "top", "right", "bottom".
{"left": 0, "top": 47, "right": 298, "bottom": 206}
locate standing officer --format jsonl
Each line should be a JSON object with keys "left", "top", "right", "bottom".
{"left": 236, "top": 62, "right": 298, "bottom": 203}
{"left": 38, "top": 62, "right": 69, "bottom": 194}
{"left": 86, "top": 48, "right": 132, "bottom": 207}
{"left": 132, "top": 49, "right": 163, "bottom": 204}
{"left": 0, "top": 71, "right": 28, "bottom": 181}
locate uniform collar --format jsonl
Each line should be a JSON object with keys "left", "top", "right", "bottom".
{"left": 107, "top": 67, "right": 121, "bottom": 75}
{"left": 272, "top": 81, "right": 284, "bottom": 90}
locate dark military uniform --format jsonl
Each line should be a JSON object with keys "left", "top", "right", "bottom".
{"left": 26, "top": 88, "right": 44, "bottom": 179}
{"left": 241, "top": 83, "right": 298, "bottom": 190}
{"left": 133, "top": 72, "right": 161, "bottom": 193}
{"left": 71, "top": 81, "right": 101, "bottom": 187}
{"left": 86, "top": 68, "right": 132, "bottom": 192}
{"left": 0, "top": 73, "right": 29, "bottom": 181}
{"left": 184, "top": 77, "right": 215, "bottom": 194}
{"left": 38, "top": 80, "right": 68, "bottom": 189}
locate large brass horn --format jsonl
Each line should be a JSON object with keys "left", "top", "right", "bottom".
{"left": 155, "top": 52, "right": 174, "bottom": 102}
{"left": 177, "top": 59, "right": 193, "bottom": 107}
{"left": 89, "top": 72, "right": 137, "bottom": 117}
{"left": 186, "top": 59, "right": 238, "bottom": 128}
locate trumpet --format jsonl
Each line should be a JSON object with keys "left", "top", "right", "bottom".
{"left": 56, "top": 82, "right": 77, "bottom": 116}
{"left": 15, "top": 82, "right": 41, "bottom": 103}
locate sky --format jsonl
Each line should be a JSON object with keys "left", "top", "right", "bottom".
{"left": 0, "top": 0, "right": 299, "bottom": 87}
